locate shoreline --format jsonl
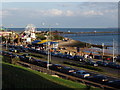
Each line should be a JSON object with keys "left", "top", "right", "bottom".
{"left": 57, "top": 37, "right": 118, "bottom": 56}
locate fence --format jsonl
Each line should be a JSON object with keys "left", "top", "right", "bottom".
{"left": 16, "top": 60, "right": 118, "bottom": 90}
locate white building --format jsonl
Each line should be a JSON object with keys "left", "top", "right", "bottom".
{"left": 21, "top": 24, "right": 36, "bottom": 43}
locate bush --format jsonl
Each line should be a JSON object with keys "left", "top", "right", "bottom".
{"left": 53, "top": 35, "right": 64, "bottom": 40}
{"left": 36, "top": 35, "right": 46, "bottom": 40}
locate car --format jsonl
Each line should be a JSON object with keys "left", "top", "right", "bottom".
{"left": 22, "top": 48, "right": 29, "bottom": 52}
{"left": 113, "top": 64, "right": 120, "bottom": 69}
{"left": 0, "top": 51, "right": 2, "bottom": 55}
{"left": 65, "top": 54, "right": 74, "bottom": 59}
{"left": 94, "top": 55, "right": 102, "bottom": 59}
{"left": 60, "top": 54, "right": 69, "bottom": 58}
{"left": 106, "top": 80, "right": 120, "bottom": 89}
{"left": 116, "top": 55, "right": 120, "bottom": 62}
{"left": 42, "top": 51, "right": 48, "bottom": 55}
{"left": 73, "top": 55, "right": 84, "bottom": 62}
{"left": 9, "top": 48, "right": 15, "bottom": 52}
{"left": 107, "top": 62, "right": 118, "bottom": 68}
{"left": 103, "top": 56, "right": 112, "bottom": 61}
{"left": 60, "top": 66, "right": 76, "bottom": 74}
{"left": 40, "top": 61, "right": 52, "bottom": 68}
{"left": 96, "top": 61, "right": 108, "bottom": 66}
{"left": 2, "top": 51, "right": 8, "bottom": 56}
{"left": 49, "top": 64, "right": 63, "bottom": 71}
{"left": 51, "top": 53, "right": 58, "bottom": 57}
{"left": 85, "top": 60, "right": 98, "bottom": 66}
{"left": 68, "top": 55, "right": 74, "bottom": 60}
{"left": 86, "top": 75, "right": 109, "bottom": 83}
{"left": 19, "top": 54, "right": 32, "bottom": 63}
{"left": 71, "top": 70, "right": 90, "bottom": 78}
{"left": 57, "top": 53, "right": 64, "bottom": 58}
{"left": 31, "top": 59, "right": 42, "bottom": 66}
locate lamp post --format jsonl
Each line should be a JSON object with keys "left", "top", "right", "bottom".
{"left": 113, "top": 39, "right": 115, "bottom": 62}
{"left": 102, "top": 43, "right": 104, "bottom": 61}
{"left": 43, "top": 23, "right": 50, "bottom": 70}
{"left": 44, "top": 23, "right": 58, "bottom": 70}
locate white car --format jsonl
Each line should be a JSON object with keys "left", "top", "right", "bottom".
{"left": 72, "top": 70, "right": 90, "bottom": 78}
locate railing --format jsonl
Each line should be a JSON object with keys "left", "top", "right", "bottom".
{"left": 16, "top": 60, "right": 118, "bottom": 90}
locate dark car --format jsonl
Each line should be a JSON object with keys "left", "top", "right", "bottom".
{"left": 60, "top": 54, "right": 69, "bottom": 58}
{"left": 19, "top": 54, "right": 32, "bottom": 63}
{"left": 106, "top": 80, "right": 120, "bottom": 89}
{"left": 31, "top": 59, "right": 42, "bottom": 66}
{"left": 96, "top": 61, "right": 108, "bottom": 66}
{"left": 87, "top": 75, "right": 109, "bottom": 83}
{"left": 85, "top": 60, "right": 98, "bottom": 66}
{"left": 51, "top": 52, "right": 58, "bottom": 57}
{"left": 113, "top": 64, "right": 120, "bottom": 69}
{"left": 57, "top": 53, "right": 64, "bottom": 58}
{"left": 107, "top": 62, "right": 118, "bottom": 68}
{"left": 116, "top": 55, "right": 120, "bottom": 62}
{"left": 60, "top": 66, "right": 76, "bottom": 74}
{"left": 67, "top": 55, "right": 74, "bottom": 60}
{"left": 65, "top": 54, "right": 74, "bottom": 59}
{"left": 22, "top": 48, "right": 29, "bottom": 52}
{"left": 94, "top": 55, "right": 102, "bottom": 59}
{"left": 73, "top": 55, "right": 84, "bottom": 62}
{"left": 9, "top": 48, "right": 15, "bottom": 52}
{"left": 2, "top": 51, "right": 8, "bottom": 56}
{"left": 40, "top": 61, "right": 52, "bottom": 68}
{"left": 4, "top": 52, "right": 16, "bottom": 58}
{"left": 49, "top": 64, "right": 63, "bottom": 71}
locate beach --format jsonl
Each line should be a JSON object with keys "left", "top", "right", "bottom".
{"left": 56, "top": 38, "right": 117, "bottom": 57}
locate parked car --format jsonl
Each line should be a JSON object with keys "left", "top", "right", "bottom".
{"left": 103, "top": 56, "right": 112, "bottom": 61}
{"left": 51, "top": 53, "right": 59, "bottom": 57}
{"left": 60, "top": 66, "right": 76, "bottom": 74}
{"left": 40, "top": 61, "right": 52, "bottom": 68}
{"left": 57, "top": 53, "right": 64, "bottom": 58}
{"left": 71, "top": 70, "right": 90, "bottom": 78}
{"left": 73, "top": 55, "right": 84, "bottom": 62}
{"left": 94, "top": 55, "right": 102, "bottom": 59}
{"left": 86, "top": 75, "right": 109, "bottom": 83}
{"left": 68, "top": 55, "right": 74, "bottom": 60}
{"left": 9, "top": 48, "right": 15, "bottom": 52}
{"left": 85, "top": 60, "right": 98, "bottom": 66}
{"left": 31, "top": 59, "right": 42, "bottom": 66}
{"left": 106, "top": 80, "right": 120, "bottom": 89}
{"left": 107, "top": 62, "right": 118, "bottom": 68}
{"left": 96, "top": 61, "right": 108, "bottom": 66}
{"left": 116, "top": 55, "right": 120, "bottom": 62}
{"left": 49, "top": 64, "right": 63, "bottom": 71}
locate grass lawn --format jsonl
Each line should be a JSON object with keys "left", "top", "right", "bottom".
{"left": 2, "top": 62, "right": 99, "bottom": 89}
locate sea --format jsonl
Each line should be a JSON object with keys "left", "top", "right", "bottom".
{"left": 8, "top": 28, "right": 120, "bottom": 55}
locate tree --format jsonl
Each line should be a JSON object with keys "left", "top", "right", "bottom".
{"left": 36, "top": 35, "right": 46, "bottom": 40}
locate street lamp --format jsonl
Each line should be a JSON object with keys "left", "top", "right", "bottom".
{"left": 113, "top": 39, "right": 115, "bottom": 62}
{"left": 44, "top": 23, "right": 59, "bottom": 70}
{"left": 102, "top": 43, "right": 104, "bottom": 61}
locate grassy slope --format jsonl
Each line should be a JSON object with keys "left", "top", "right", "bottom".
{"left": 2, "top": 62, "right": 94, "bottom": 89}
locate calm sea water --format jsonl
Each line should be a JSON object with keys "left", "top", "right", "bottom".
{"left": 9, "top": 28, "right": 119, "bottom": 45}
{"left": 9, "top": 28, "right": 120, "bottom": 54}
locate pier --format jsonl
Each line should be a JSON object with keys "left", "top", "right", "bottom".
{"left": 60, "top": 31, "right": 119, "bottom": 37}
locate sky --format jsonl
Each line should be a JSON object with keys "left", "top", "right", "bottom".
{"left": 1, "top": 2, "right": 118, "bottom": 28}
